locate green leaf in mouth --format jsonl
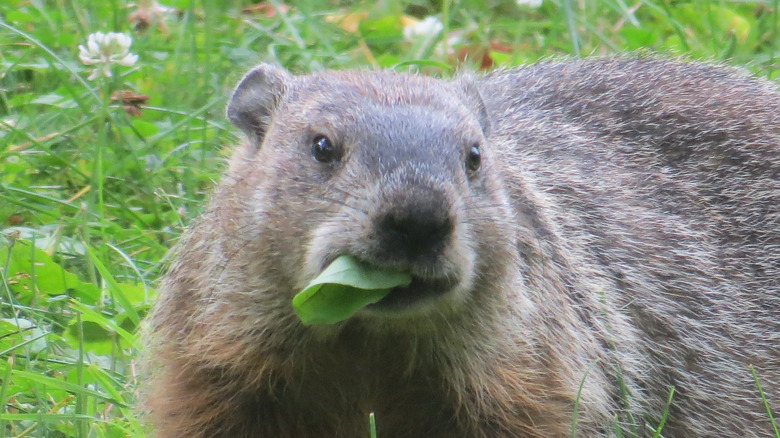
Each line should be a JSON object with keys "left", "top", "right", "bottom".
{"left": 292, "top": 255, "right": 412, "bottom": 325}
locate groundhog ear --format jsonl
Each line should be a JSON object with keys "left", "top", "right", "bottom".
{"left": 227, "top": 64, "right": 291, "bottom": 146}
{"left": 456, "top": 75, "right": 491, "bottom": 137}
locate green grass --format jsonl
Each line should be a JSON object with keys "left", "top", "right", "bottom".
{"left": 1, "top": 0, "right": 779, "bottom": 436}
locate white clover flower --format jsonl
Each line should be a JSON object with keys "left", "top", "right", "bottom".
{"left": 433, "top": 30, "right": 464, "bottom": 57}
{"left": 403, "top": 16, "right": 444, "bottom": 41}
{"left": 517, "top": 0, "right": 543, "bottom": 7}
{"left": 78, "top": 32, "right": 139, "bottom": 80}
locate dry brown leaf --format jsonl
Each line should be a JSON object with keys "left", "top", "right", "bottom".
{"left": 325, "top": 11, "right": 368, "bottom": 34}
{"left": 111, "top": 90, "right": 150, "bottom": 117}
{"left": 242, "top": 2, "right": 291, "bottom": 18}
{"left": 129, "top": 0, "right": 177, "bottom": 34}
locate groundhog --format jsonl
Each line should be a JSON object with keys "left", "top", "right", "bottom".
{"left": 143, "top": 57, "right": 780, "bottom": 438}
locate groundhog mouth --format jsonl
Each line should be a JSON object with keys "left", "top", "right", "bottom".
{"left": 368, "top": 276, "right": 457, "bottom": 310}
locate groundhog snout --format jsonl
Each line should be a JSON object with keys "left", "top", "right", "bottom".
{"left": 372, "top": 188, "right": 454, "bottom": 266}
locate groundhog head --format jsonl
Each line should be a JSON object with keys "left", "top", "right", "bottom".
{"left": 225, "top": 64, "right": 517, "bottom": 326}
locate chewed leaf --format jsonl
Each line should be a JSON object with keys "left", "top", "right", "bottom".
{"left": 292, "top": 255, "right": 412, "bottom": 325}
{"left": 293, "top": 284, "right": 392, "bottom": 325}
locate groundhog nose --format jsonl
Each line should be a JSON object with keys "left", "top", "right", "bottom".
{"left": 375, "top": 191, "right": 453, "bottom": 262}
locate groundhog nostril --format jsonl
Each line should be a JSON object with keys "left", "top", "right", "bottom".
{"left": 377, "top": 202, "right": 453, "bottom": 261}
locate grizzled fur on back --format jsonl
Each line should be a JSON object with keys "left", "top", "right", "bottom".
{"left": 143, "top": 58, "right": 780, "bottom": 438}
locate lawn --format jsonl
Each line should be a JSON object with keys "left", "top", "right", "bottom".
{"left": 1, "top": 0, "right": 779, "bottom": 437}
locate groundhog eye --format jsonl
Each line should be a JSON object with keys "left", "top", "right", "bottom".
{"left": 467, "top": 144, "right": 481, "bottom": 172}
{"left": 311, "top": 135, "right": 339, "bottom": 163}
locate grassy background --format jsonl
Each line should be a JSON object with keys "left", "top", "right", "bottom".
{"left": 1, "top": 0, "right": 779, "bottom": 437}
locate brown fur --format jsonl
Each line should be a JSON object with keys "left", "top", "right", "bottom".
{"left": 143, "top": 57, "right": 780, "bottom": 437}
